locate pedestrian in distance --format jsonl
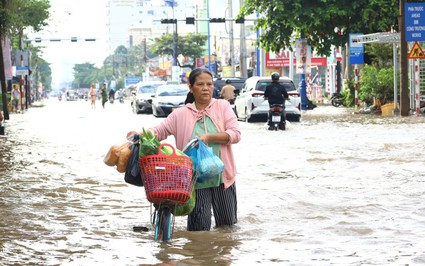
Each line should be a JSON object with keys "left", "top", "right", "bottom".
{"left": 100, "top": 83, "right": 108, "bottom": 109}
{"left": 89, "top": 84, "right": 96, "bottom": 108}
{"left": 11, "top": 84, "right": 20, "bottom": 113}
{"left": 128, "top": 68, "right": 241, "bottom": 231}
{"left": 219, "top": 79, "right": 236, "bottom": 101}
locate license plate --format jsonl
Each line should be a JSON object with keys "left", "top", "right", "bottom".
{"left": 272, "top": 115, "right": 281, "bottom": 122}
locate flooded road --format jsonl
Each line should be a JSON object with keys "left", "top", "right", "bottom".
{"left": 1, "top": 99, "right": 425, "bottom": 265}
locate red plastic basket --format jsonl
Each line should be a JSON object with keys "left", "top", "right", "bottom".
{"left": 139, "top": 143, "right": 193, "bottom": 204}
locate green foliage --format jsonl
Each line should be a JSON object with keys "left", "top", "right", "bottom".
{"left": 342, "top": 79, "right": 354, "bottom": 107}
{"left": 1, "top": 0, "right": 50, "bottom": 111}
{"left": 151, "top": 33, "right": 208, "bottom": 68}
{"left": 239, "top": 0, "right": 399, "bottom": 55}
{"left": 365, "top": 43, "right": 394, "bottom": 68}
{"left": 72, "top": 63, "right": 98, "bottom": 88}
{"left": 0, "top": 0, "right": 50, "bottom": 38}
{"left": 359, "top": 64, "right": 394, "bottom": 105}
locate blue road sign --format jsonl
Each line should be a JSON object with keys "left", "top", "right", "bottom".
{"left": 349, "top": 33, "right": 364, "bottom": 65}
{"left": 125, "top": 76, "right": 141, "bottom": 87}
{"left": 405, "top": 3, "right": 425, "bottom": 42}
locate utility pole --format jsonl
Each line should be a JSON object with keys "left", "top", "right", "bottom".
{"left": 399, "top": 0, "right": 409, "bottom": 116}
{"left": 239, "top": 0, "right": 247, "bottom": 78}
{"left": 228, "top": 0, "right": 235, "bottom": 76}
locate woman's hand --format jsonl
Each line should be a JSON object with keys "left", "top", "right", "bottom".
{"left": 197, "top": 134, "right": 209, "bottom": 145}
{"left": 197, "top": 132, "right": 229, "bottom": 146}
{"left": 126, "top": 131, "right": 139, "bottom": 141}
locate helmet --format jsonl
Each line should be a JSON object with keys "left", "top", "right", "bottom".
{"left": 271, "top": 72, "right": 280, "bottom": 81}
{"left": 225, "top": 79, "right": 231, "bottom": 84}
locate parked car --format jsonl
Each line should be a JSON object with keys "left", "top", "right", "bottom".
{"left": 131, "top": 81, "right": 166, "bottom": 114}
{"left": 152, "top": 84, "right": 189, "bottom": 117}
{"left": 234, "top": 76, "right": 301, "bottom": 122}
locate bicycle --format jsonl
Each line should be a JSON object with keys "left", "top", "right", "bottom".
{"left": 138, "top": 139, "right": 198, "bottom": 242}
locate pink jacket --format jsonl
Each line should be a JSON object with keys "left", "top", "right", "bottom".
{"left": 152, "top": 98, "right": 241, "bottom": 189}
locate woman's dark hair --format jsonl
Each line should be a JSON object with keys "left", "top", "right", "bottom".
{"left": 185, "top": 68, "right": 214, "bottom": 104}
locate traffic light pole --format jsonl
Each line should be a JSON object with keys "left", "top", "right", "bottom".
{"left": 173, "top": 22, "right": 178, "bottom": 66}
{"left": 299, "top": 31, "right": 307, "bottom": 111}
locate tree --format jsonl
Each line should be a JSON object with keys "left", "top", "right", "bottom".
{"left": 365, "top": 43, "right": 393, "bottom": 69}
{"left": 238, "top": 0, "right": 400, "bottom": 55}
{"left": 358, "top": 43, "right": 396, "bottom": 105}
{"left": 0, "top": 0, "right": 50, "bottom": 118}
{"left": 151, "top": 33, "right": 208, "bottom": 69}
{"left": 72, "top": 63, "right": 98, "bottom": 89}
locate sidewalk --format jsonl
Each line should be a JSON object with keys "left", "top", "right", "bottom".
{"left": 301, "top": 103, "right": 352, "bottom": 118}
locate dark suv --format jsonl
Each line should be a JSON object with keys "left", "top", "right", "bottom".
{"left": 213, "top": 77, "right": 247, "bottom": 97}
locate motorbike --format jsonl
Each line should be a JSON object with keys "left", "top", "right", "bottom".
{"left": 119, "top": 96, "right": 124, "bottom": 103}
{"left": 330, "top": 92, "right": 345, "bottom": 107}
{"left": 268, "top": 104, "right": 286, "bottom": 131}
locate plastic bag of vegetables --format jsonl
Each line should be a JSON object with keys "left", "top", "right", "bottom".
{"left": 172, "top": 187, "right": 196, "bottom": 216}
{"left": 103, "top": 141, "right": 132, "bottom": 173}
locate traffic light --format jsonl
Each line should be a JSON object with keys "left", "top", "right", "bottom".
{"left": 210, "top": 18, "right": 225, "bottom": 23}
{"left": 161, "top": 19, "right": 177, "bottom": 24}
{"left": 186, "top": 17, "right": 195, "bottom": 24}
{"left": 235, "top": 17, "right": 245, "bottom": 24}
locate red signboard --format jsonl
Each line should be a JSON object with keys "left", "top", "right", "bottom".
{"left": 266, "top": 52, "right": 327, "bottom": 68}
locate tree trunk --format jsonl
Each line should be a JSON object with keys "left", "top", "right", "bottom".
{"left": 1, "top": 36, "right": 10, "bottom": 120}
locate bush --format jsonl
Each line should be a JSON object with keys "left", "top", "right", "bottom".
{"left": 0, "top": 93, "right": 11, "bottom": 110}
{"left": 359, "top": 64, "right": 395, "bottom": 105}
{"left": 341, "top": 79, "right": 355, "bottom": 107}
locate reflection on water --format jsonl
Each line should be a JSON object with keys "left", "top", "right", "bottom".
{"left": 1, "top": 100, "right": 425, "bottom": 265}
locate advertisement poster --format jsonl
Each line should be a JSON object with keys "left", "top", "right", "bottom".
{"left": 295, "top": 39, "right": 311, "bottom": 74}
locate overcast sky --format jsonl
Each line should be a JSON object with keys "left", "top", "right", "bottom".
{"left": 26, "top": 0, "right": 242, "bottom": 88}
{"left": 26, "top": 0, "right": 108, "bottom": 88}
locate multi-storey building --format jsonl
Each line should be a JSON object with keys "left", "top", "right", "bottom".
{"left": 107, "top": 0, "right": 196, "bottom": 52}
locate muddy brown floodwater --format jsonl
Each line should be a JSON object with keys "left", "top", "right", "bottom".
{"left": 1, "top": 99, "right": 425, "bottom": 265}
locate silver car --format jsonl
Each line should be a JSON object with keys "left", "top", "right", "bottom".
{"left": 131, "top": 81, "right": 166, "bottom": 114}
{"left": 152, "top": 84, "right": 189, "bottom": 117}
{"left": 234, "top": 76, "right": 301, "bottom": 122}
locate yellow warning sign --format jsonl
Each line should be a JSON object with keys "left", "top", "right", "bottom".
{"left": 408, "top": 41, "right": 425, "bottom": 59}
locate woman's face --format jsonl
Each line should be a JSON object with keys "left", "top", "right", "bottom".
{"left": 189, "top": 72, "right": 214, "bottom": 105}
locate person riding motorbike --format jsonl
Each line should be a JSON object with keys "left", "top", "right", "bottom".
{"left": 264, "top": 73, "right": 289, "bottom": 130}
{"left": 108, "top": 88, "right": 115, "bottom": 103}
{"left": 220, "top": 79, "right": 236, "bottom": 101}
{"left": 117, "top": 89, "right": 124, "bottom": 103}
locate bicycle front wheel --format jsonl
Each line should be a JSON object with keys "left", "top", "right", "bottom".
{"left": 154, "top": 206, "right": 172, "bottom": 242}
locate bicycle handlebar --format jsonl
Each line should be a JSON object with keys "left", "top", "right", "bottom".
{"left": 182, "top": 138, "right": 199, "bottom": 153}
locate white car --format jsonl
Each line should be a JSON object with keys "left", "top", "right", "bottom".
{"left": 152, "top": 84, "right": 189, "bottom": 117}
{"left": 234, "top": 76, "right": 301, "bottom": 122}
{"left": 65, "top": 90, "right": 79, "bottom": 101}
{"left": 131, "top": 81, "right": 166, "bottom": 114}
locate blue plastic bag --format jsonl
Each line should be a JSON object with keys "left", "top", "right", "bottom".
{"left": 185, "top": 137, "right": 224, "bottom": 183}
